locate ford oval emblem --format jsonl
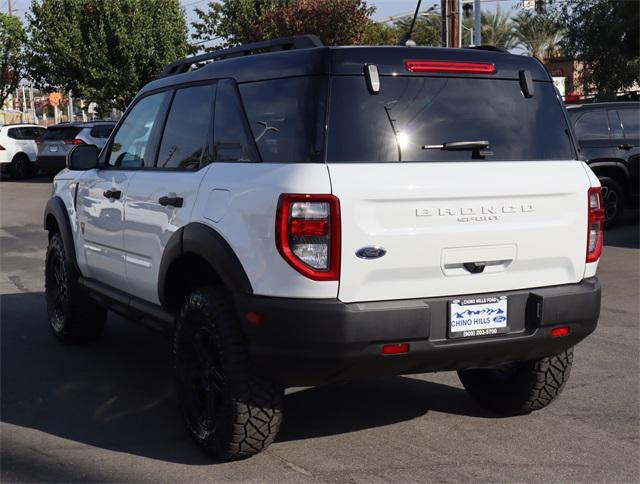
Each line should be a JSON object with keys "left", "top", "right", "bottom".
{"left": 356, "top": 246, "right": 387, "bottom": 259}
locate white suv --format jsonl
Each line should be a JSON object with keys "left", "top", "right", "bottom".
{"left": 44, "top": 36, "right": 603, "bottom": 460}
{"left": 0, "top": 123, "right": 46, "bottom": 179}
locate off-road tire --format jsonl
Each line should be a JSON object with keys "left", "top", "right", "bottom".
{"left": 45, "top": 232, "right": 107, "bottom": 343}
{"left": 599, "top": 176, "right": 625, "bottom": 229}
{"left": 458, "top": 348, "right": 574, "bottom": 415}
{"left": 10, "top": 153, "right": 31, "bottom": 180}
{"left": 174, "top": 286, "right": 283, "bottom": 460}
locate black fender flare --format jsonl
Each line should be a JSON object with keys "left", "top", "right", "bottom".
{"left": 157, "top": 222, "right": 253, "bottom": 310}
{"left": 43, "top": 196, "right": 80, "bottom": 274}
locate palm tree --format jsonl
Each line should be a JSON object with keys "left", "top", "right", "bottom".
{"left": 513, "top": 11, "right": 564, "bottom": 62}
{"left": 480, "top": 6, "right": 518, "bottom": 50}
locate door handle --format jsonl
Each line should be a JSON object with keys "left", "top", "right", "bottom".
{"left": 618, "top": 143, "right": 633, "bottom": 150}
{"left": 158, "top": 196, "right": 184, "bottom": 208}
{"left": 103, "top": 189, "right": 122, "bottom": 200}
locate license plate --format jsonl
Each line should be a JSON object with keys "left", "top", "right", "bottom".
{"left": 49, "top": 146, "right": 59, "bottom": 152}
{"left": 449, "top": 296, "right": 508, "bottom": 339}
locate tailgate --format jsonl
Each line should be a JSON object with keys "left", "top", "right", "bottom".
{"left": 329, "top": 161, "right": 590, "bottom": 303}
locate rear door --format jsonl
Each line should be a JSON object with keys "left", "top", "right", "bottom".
{"left": 326, "top": 74, "right": 590, "bottom": 303}
{"left": 571, "top": 108, "right": 616, "bottom": 162}
{"left": 123, "top": 83, "right": 215, "bottom": 304}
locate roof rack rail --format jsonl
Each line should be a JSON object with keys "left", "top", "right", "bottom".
{"left": 466, "top": 45, "right": 508, "bottom": 53}
{"left": 157, "top": 35, "right": 324, "bottom": 79}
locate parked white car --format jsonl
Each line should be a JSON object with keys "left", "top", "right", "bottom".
{"left": 0, "top": 123, "right": 46, "bottom": 179}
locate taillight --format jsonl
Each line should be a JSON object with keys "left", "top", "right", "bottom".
{"left": 276, "top": 194, "right": 340, "bottom": 281}
{"left": 0, "top": 144, "right": 5, "bottom": 150}
{"left": 404, "top": 60, "right": 496, "bottom": 74}
{"left": 586, "top": 187, "right": 604, "bottom": 263}
{"left": 64, "top": 139, "right": 85, "bottom": 145}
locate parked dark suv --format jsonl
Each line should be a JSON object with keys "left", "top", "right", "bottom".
{"left": 567, "top": 102, "right": 639, "bottom": 227}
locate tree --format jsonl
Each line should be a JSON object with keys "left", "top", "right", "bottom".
{"left": 0, "top": 13, "right": 26, "bottom": 109}
{"left": 555, "top": 0, "right": 639, "bottom": 100}
{"left": 27, "top": 0, "right": 189, "bottom": 111}
{"left": 480, "top": 6, "right": 517, "bottom": 50}
{"left": 393, "top": 15, "right": 441, "bottom": 47}
{"left": 513, "top": 11, "right": 563, "bottom": 62}
{"left": 192, "top": 0, "right": 377, "bottom": 50}
{"left": 192, "top": 0, "right": 274, "bottom": 51}
{"left": 256, "top": 0, "right": 374, "bottom": 46}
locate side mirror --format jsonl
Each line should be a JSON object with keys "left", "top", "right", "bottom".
{"left": 67, "top": 144, "right": 99, "bottom": 170}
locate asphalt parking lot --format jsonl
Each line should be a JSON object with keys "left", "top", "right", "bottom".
{"left": 1, "top": 176, "right": 639, "bottom": 483}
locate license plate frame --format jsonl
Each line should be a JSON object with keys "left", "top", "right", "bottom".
{"left": 448, "top": 296, "right": 509, "bottom": 339}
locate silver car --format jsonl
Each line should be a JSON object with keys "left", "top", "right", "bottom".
{"left": 36, "top": 121, "right": 115, "bottom": 176}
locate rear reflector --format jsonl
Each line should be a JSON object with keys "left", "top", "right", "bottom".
{"left": 246, "top": 311, "right": 264, "bottom": 326}
{"left": 551, "top": 326, "right": 571, "bottom": 338}
{"left": 586, "top": 187, "right": 604, "bottom": 263}
{"left": 404, "top": 60, "right": 496, "bottom": 74}
{"left": 382, "top": 343, "right": 410, "bottom": 355}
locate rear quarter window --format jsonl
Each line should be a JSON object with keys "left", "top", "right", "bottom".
{"left": 327, "top": 76, "right": 576, "bottom": 162}
{"left": 239, "top": 77, "right": 326, "bottom": 163}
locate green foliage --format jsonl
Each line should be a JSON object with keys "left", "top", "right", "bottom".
{"left": 393, "top": 15, "right": 441, "bottom": 47}
{"left": 0, "top": 13, "right": 26, "bottom": 108}
{"left": 480, "top": 7, "right": 517, "bottom": 50}
{"left": 362, "top": 20, "right": 399, "bottom": 46}
{"left": 555, "top": 0, "right": 639, "bottom": 99}
{"left": 192, "top": 0, "right": 378, "bottom": 50}
{"left": 513, "top": 10, "right": 562, "bottom": 61}
{"left": 256, "top": 0, "right": 375, "bottom": 46}
{"left": 192, "top": 0, "right": 276, "bottom": 50}
{"left": 27, "top": 0, "right": 189, "bottom": 111}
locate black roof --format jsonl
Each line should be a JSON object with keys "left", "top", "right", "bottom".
{"left": 140, "top": 38, "right": 551, "bottom": 97}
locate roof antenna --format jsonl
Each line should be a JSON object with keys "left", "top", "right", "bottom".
{"left": 398, "top": 0, "right": 422, "bottom": 46}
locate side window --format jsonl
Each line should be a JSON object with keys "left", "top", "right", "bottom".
{"left": 239, "top": 77, "right": 326, "bottom": 163}
{"left": 619, "top": 109, "right": 639, "bottom": 139}
{"left": 107, "top": 92, "right": 166, "bottom": 168}
{"left": 156, "top": 84, "right": 214, "bottom": 169}
{"left": 7, "top": 128, "right": 20, "bottom": 140}
{"left": 573, "top": 110, "right": 610, "bottom": 140}
{"left": 213, "top": 80, "right": 258, "bottom": 162}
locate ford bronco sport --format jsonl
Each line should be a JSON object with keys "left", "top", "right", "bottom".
{"left": 44, "top": 36, "right": 602, "bottom": 460}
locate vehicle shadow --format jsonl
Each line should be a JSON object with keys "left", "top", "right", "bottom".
{"left": 0, "top": 291, "right": 494, "bottom": 466}
{"left": 604, "top": 209, "right": 639, "bottom": 249}
{"left": 0, "top": 173, "right": 51, "bottom": 183}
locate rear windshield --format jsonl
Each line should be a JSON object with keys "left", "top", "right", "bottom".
{"left": 327, "top": 76, "right": 576, "bottom": 162}
{"left": 42, "top": 126, "right": 82, "bottom": 141}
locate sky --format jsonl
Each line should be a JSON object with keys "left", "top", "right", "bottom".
{"left": 3, "top": 0, "right": 524, "bottom": 31}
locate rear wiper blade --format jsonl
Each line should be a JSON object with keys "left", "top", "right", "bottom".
{"left": 422, "top": 140, "right": 490, "bottom": 151}
{"left": 422, "top": 140, "right": 493, "bottom": 159}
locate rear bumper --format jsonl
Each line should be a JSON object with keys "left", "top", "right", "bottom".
{"left": 234, "top": 278, "right": 601, "bottom": 387}
{"left": 36, "top": 155, "right": 66, "bottom": 175}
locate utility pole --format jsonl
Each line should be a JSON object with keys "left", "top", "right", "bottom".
{"left": 448, "top": 0, "right": 459, "bottom": 48}
{"left": 7, "top": 0, "right": 12, "bottom": 16}
{"left": 473, "top": 0, "right": 481, "bottom": 46}
{"left": 440, "top": 0, "right": 447, "bottom": 47}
